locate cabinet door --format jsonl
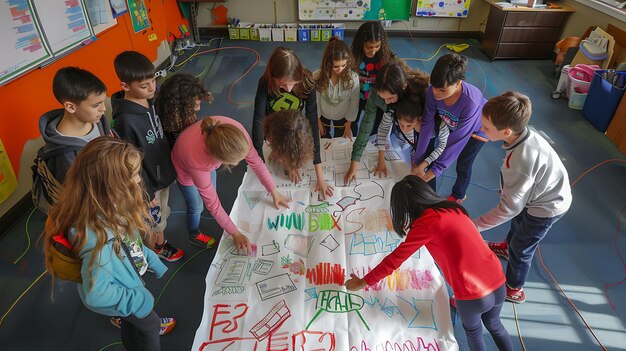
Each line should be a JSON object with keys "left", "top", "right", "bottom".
{"left": 500, "top": 27, "right": 561, "bottom": 43}
{"left": 504, "top": 13, "right": 536, "bottom": 27}
{"left": 496, "top": 43, "right": 555, "bottom": 58}
{"left": 534, "top": 12, "right": 566, "bottom": 27}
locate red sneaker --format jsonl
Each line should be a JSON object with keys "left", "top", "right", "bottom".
{"left": 487, "top": 241, "right": 509, "bottom": 261}
{"left": 155, "top": 241, "right": 184, "bottom": 262}
{"left": 506, "top": 286, "right": 526, "bottom": 303}
{"left": 189, "top": 232, "right": 217, "bottom": 249}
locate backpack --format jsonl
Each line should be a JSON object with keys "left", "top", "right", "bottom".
{"left": 31, "top": 146, "right": 81, "bottom": 213}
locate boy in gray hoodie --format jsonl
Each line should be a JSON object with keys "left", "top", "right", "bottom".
{"left": 473, "top": 91, "right": 572, "bottom": 304}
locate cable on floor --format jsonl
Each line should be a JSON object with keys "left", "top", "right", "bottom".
{"left": 12, "top": 207, "right": 36, "bottom": 264}
{"left": 530, "top": 159, "right": 626, "bottom": 351}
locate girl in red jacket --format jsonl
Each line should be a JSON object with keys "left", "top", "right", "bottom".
{"left": 345, "top": 176, "right": 513, "bottom": 351}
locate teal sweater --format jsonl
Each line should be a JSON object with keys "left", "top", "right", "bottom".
{"left": 350, "top": 89, "right": 388, "bottom": 162}
{"left": 73, "top": 227, "right": 167, "bottom": 318}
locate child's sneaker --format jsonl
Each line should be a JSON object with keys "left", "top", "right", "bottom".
{"left": 487, "top": 241, "right": 509, "bottom": 261}
{"left": 506, "top": 286, "right": 526, "bottom": 304}
{"left": 159, "top": 317, "right": 176, "bottom": 335}
{"left": 155, "top": 241, "right": 184, "bottom": 262}
{"left": 447, "top": 195, "right": 467, "bottom": 204}
{"left": 189, "top": 232, "right": 217, "bottom": 249}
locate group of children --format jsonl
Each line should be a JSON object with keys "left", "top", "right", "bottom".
{"left": 39, "top": 20, "right": 572, "bottom": 351}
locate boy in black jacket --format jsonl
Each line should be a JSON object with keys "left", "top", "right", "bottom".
{"left": 112, "top": 51, "right": 183, "bottom": 262}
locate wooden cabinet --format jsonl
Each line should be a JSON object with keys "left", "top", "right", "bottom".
{"left": 481, "top": 1, "right": 575, "bottom": 60}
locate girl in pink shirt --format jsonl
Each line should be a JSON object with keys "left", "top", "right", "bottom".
{"left": 172, "top": 116, "right": 289, "bottom": 252}
{"left": 346, "top": 176, "right": 512, "bottom": 351}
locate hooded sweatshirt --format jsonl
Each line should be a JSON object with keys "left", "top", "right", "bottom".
{"left": 39, "top": 109, "right": 111, "bottom": 183}
{"left": 111, "top": 91, "right": 176, "bottom": 200}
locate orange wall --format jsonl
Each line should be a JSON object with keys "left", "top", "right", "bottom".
{"left": 0, "top": 0, "right": 188, "bottom": 173}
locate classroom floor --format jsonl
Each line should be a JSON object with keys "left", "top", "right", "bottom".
{"left": 1, "top": 36, "right": 625, "bottom": 351}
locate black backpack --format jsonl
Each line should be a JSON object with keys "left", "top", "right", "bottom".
{"left": 31, "top": 146, "right": 80, "bottom": 213}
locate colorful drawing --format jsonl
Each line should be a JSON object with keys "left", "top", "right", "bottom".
{"left": 305, "top": 262, "right": 345, "bottom": 286}
{"left": 306, "top": 290, "right": 369, "bottom": 330}
{"left": 243, "top": 190, "right": 266, "bottom": 209}
{"left": 127, "top": 0, "right": 150, "bottom": 32}
{"left": 267, "top": 212, "right": 305, "bottom": 231}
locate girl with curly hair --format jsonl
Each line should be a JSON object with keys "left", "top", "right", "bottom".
{"left": 252, "top": 47, "right": 333, "bottom": 198}
{"left": 314, "top": 37, "right": 359, "bottom": 140}
{"left": 172, "top": 116, "right": 290, "bottom": 251}
{"left": 155, "top": 73, "right": 212, "bottom": 146}
{"left": 351, "top": 21, "right": 396, "bottom": 136}
{"left": 263, "top": 110, "right": 314, "bottom": 179}
{"left": 43, "top": 136, "right": 175, "bottom": 350}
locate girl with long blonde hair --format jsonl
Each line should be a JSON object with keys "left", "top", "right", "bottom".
{"left": 172, "top": 116, "right": 290, "bottom": 252}
{"left": 43, "top": 136, "right": 172, "bottom": 351}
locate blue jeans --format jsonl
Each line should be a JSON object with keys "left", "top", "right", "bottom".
{"left": 456, "top": 284, "right": 513, "bottom": 351}
{"left": 451, "top": 136, "right": 485, "bottom": 200}
{"left": 178, "top": 170, "right": 216, "bottom": 237}
{"left": 506, "top": 208, "right": 565, "bottom": 288}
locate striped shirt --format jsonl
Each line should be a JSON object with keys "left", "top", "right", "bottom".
{"left": 376, "top": 110, "right": 450, "bottom": 165}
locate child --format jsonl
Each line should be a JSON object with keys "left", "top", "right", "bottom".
{"left": 314, "top": 37, "right": 359, "bottom": 139}
{"left": 264, "top": 110, "right": 314, "bottom": 181}
{"left": 155, "top": 73, "right": 213, "bottom": 147}
{"left": 43, "top": 137, "right": 175, "bottom": 351}
{"left": 346, "top": 176, "right": 513, "bottom": 351}
{"left": 172, "top": 116, "right": 291, "bottom": 251}
{"left": 473, "top": 92, "right": 572, "bottom": 303}
{"left": 412, "top": 53, "right": 488, "bottom": 204}
{"left": 252, "top": 47, "right": 333, "bottom": 198}
{"left": 112, "top": 51, "right": 183, "bottom": 262}
{"left": 39, "top": 67, "right": 110, "bottom": 184}
{"left": 351, "top": 21, "right": 395, "bottom": 136}
{"left": 374, "top": 97, "right": 449, "bottom": 178}
{"left": 344, "top": 61, "right": 429, "bottom": 184}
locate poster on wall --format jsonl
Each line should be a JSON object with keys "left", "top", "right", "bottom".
{"left": 0, "top": 0, "right": 52, "bottom": 86}
{"left": 31, "top": 0, "right": 93, "bottom": 56}
{"left": 299, "top": 0, "right": 411, "bottom": 21}
{"left": 85, "top": 0, "right": 117, "bottom": 35}
{"left": 126, "top": 0, "right": 149, "bottom": 32}
{"left": 191, "top": 141, "right": 458, "bottom": 351}
{"left": 0, "top": 139, "right": 18, "bottom": 204}
{"left": 416, "top": 0, "right": 472, "bottom": 17}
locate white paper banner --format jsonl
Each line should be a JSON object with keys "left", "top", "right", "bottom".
{"left": 192, "top": 139, "right": 458, "bottom": 351}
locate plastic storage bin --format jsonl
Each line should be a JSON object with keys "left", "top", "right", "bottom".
{"left": 228, "top": 26, "right": 239, "bottom": 40}
{"left": 298, "top": 25, "right": 310, "bottom": 41}
{"left": 332, "top": 24, "right": 345, "bottom": 40}
{"left": 258, "top": 25, "right": 272, "bottom": 42}
{"left": 582, "top": 70, "right": 626, "bottom": 132}
{"left": 284, "top": 24, "right": 297, "bottom": 42}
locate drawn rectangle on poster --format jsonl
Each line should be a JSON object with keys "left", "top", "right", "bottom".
{"left": 252, "top": 259, "right": 274, "bottom": 275}
{"left": 256, "top": 273, "right": 297, "bottom": 301}
{"left": 216, "top": 258, "right": 250, "bottom": 286}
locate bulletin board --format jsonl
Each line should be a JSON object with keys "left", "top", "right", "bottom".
{"left": 416, "top": 0, "right": 472, "bottom": 17}
{"left": 0, "top": 0, "right": 94, "bottom": 86}
{"left": 192, "top": 140, "right": 458, "bottom": 351}
{"left": 299, "top": 0, "right": 412, "bottom": 21}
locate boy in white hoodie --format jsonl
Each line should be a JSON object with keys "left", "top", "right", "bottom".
{"left": 473, "top": 91, "right": 572, "bottom": 304}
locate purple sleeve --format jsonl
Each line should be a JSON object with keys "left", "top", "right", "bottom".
{"left": 413, "top": 87, "right": 436, "bottom": 165}
{"left": 428, "top": 96, "right": 484, "bottom": 176}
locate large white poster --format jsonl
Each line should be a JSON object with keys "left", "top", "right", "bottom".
{"left": 192, "top": 139, "right": 458, "bottom": 351}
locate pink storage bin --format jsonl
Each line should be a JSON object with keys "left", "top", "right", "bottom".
{"left": 568, "top": 64, "right": 599, "bottom": 94}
